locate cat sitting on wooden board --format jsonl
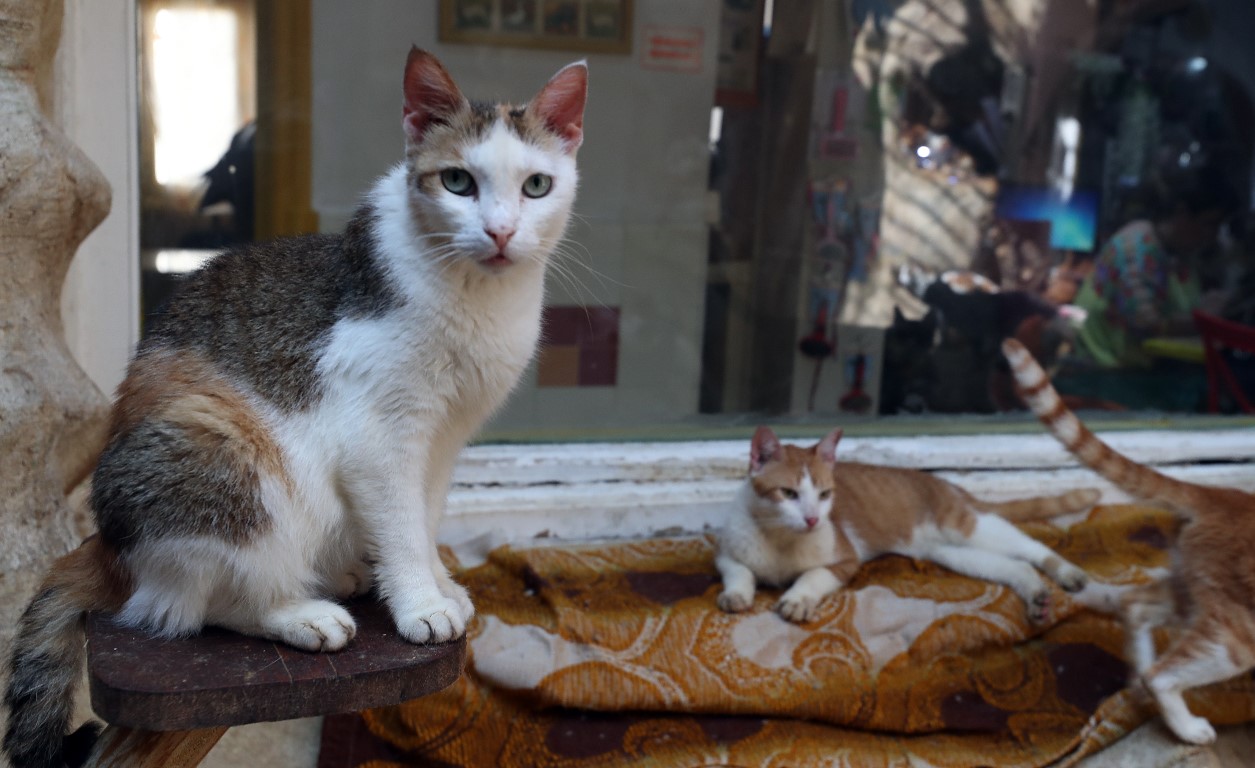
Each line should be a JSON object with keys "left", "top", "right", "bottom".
{"left": 4, "top": 48, "right": 588, "bottom": 768}
{"left": 715, "top": 426, "right": 1097, "bottom": 625}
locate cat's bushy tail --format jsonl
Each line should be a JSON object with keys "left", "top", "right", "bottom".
{"left": 4, "top": 537, "right": 130, "bottom": 768}
{"left": 1002, "top": 338, "right": 1200, "bottom": 513}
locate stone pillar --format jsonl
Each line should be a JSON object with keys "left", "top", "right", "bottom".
{"left": 0, "top": 0, "right": 112, "bottom": 728}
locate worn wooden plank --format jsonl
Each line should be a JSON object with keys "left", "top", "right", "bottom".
{"left": 87, "top": 597, "right": 466, "bottom": 731}
{"left": 82, "top": 726, "right": 227, "bottom": 768}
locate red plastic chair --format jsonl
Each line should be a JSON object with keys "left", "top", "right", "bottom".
{"left": 1192, "top": 310, "right": 1255, "bottom": 413}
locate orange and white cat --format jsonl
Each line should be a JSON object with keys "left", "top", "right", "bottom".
{"left": 1004, "top": 338, "right": 1255, "bottom": 745}
{"left": 716, "top": 426, "right": 1096, "bottom": 624}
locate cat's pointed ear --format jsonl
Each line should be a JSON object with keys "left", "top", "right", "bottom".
{"left": 402, "top": 47, "right": 466, "bottom": 145}
{"left": 530, "top": 60, "right": 587, "bottom": 153}
{"left": 816, "top": 428, "right": 843, "bottom": 463}
{"left": 750, "top": 426, "right": 781, "bottom": 474}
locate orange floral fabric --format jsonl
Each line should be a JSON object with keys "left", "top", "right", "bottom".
{"left": 321, "top": 505, "right": 1255, "bottom": 768}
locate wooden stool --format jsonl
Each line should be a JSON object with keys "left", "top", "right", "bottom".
{"left": 82, "top": 597, "right": 466, "bottom": 767}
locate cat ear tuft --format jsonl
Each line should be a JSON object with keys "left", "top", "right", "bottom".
{"left": 750, "top": 426, "right": 781, "bottom": 473}
{"left": 816, "top": 428, "right": 843, "bottom": 463}
{"left": 402, "top": 47, "right": 466, "bottom": 145}
{"left": 530, "top": 60, "right": 587, "bottom": 153}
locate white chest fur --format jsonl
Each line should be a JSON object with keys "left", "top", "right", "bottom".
{"left": 718, "top": 484, "right": 839, "bottom": 587}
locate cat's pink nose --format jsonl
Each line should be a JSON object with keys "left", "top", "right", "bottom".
{"left": 486, "top": 228, "right": 515, "bottom": 250}
{"left": 804, "top": 516, "right": 819, "bottom": 529}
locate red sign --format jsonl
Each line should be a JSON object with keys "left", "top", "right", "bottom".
{"left": 640, "top": 26, "right": 704, "bottom": 73}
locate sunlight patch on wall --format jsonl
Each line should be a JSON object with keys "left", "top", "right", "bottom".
{"left": 152, "top": 7, "right": 240, "bottom": 186}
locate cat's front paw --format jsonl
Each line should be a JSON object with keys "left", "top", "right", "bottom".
{"left": 776, "top": 593, "right": 820, "bottom": 623}
{"left": 717, "top": 589, "right": 753, "bottom": 613}
{"left": 439, "top": 576, "right": 475, "bottom": 620}
{"left": 395, "top": 596, "right": 466, "bottom": 644}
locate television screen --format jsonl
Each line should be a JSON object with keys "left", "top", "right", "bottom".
{"left": 995, "top": 186, "right": 1099, "bottom": 252}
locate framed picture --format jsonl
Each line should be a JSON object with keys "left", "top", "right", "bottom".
{"left": 439, "top": 0, "right": 633, "bottom": 54}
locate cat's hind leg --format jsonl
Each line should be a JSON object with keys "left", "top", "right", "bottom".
{"left": 196, "top": 498, "right": 359, "bottom": 652}
{"left": 330, "top": 554, "right": 374, "bottom": 600}
{"left": 1141, "top": 618, "right": 1251, "bottom": 745}
{"left": 120, "top": 535, "right": 358, "bottom": 652}
{"left": 926, "top": 543, "right": 1056, "bottom": 624}
{"left": 1121, "top": 580, "right": 1176, "bottom": 676}
{"left": 225, "top": 598, "right": 357, "bottom": 652}
{"left": 117, "top": 540, "right": 219, "bottom": 637}
{"left": 966, "top": 512, "right": 1088, "bottom": 592}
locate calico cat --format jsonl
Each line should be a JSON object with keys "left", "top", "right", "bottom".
{"left": 1003, "top": 338, "right": 1255, "bottom": 745}
{"left": 716, "top": 426, "right": 1097, "bottom": 624}
{"left": 3, "top": 48, "right": 587, "bottom": 768}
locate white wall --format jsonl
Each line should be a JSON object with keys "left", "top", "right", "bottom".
{"left": 56, "top": 0, "right": 140, "bottom": 398}
{"left": 311, "top": 0, "right": 721, "bottom": 434}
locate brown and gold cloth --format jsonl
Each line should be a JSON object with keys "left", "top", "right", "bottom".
{"left": 318, "top": 505, "right": 1255, "bottom": 767}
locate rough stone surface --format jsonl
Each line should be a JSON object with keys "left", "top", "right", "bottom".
{"left": 0, "top": 0, "right": 112, "bottom": 754}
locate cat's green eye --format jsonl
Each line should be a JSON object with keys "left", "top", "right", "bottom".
{"left": 819, "top": 490, "right": 833, "bottom": 500}
{"left": 522, "top": 173, "right": 553, "bottom": 198}
{"left": 441, "top": 168, "right": 476, "bottom": 196}
{"left": 780, "top": 489, "right": 799, "bottom": 500}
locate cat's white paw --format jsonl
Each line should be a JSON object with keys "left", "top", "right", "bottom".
{"left": 717, "top": 589, "right": 753, "bottom": 613}
{"left": 332, "top": 558, "right": 374, "bottom": 599}
{"left": 396, "top": 596, "right": 466, "bottom": 644}
{"left": 1025, "top": 587, "right": 1054, "bottom": 626}
{"left": 439, "top": 577, "right": 475, "bottom": 620}
{"left": 776, "top": 593, "right": 820, "bottom": 623}
{"left": 273, "top": 600, "right": 357, "bottom": 652}
{"left": 1165, "top": 713, "right": 1217, "bottom": 745}
{"left": 1049, "top": 561, "right": 1088, "bottom": 593}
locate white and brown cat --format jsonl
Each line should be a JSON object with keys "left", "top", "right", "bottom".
{"left": 3, "top": 48, "right": 586, "bottom": 768}
{"left": 716, "top": 426, "right": 1096, "bottom": 624}
{"left": 1004, "top": 338, "right": 1255, "bottom": 745}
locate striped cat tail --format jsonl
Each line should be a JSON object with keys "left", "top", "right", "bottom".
{"left": 1001, "top": 339, "right": 1200, "bottom": 513}
{"left": 4, "top": 537, "right": 130, "bottom": 768}
{"left": 984, "top": 487, "right": 1102, "bottom": 523}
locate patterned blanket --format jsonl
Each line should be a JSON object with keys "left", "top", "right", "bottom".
{"left": 318, "top": 505, "right": 1255, "bottom": 767}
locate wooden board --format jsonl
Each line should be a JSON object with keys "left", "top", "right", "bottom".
{"left": 87, "top": 597, "right": 466, "bottom": 731}
{"left": 83, "top": 726, "right": 228, "bottom": 768}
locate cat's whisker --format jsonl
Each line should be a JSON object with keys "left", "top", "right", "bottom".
{"left": 543, "top": 236, "right": 629, "bottom": 292}
{"left": 541, "top": 257, "right": 591, "bottom": 304}
{"left": 537, "top": 245, "right": 609, "bottom": 307}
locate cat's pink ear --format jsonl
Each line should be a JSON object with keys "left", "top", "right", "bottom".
{"left": 402, "top": 47, "right": 466, "bottom": 145}
{"left": 530, "top": 61, "right": 587, "bottom": 153}
{"left": 750, "top": 426, "right": 781, "bottom": 473}
{"left": 816, "top": 428, "right": 843, "bottom": 463}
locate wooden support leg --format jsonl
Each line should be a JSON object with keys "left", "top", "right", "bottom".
{"left": 82, "top": 725, "right": 229, "bottom": 768}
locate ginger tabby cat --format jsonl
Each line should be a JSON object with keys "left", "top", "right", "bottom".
{"left": 1005, "top": 338, "right": 1255, "bottom": 745}
{"left": 716, "top": 426, "right": 1096, "bottom": 625}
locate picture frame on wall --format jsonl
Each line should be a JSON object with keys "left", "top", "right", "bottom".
{"left": 439, "top": 0, "right": 633, "bottom": 55}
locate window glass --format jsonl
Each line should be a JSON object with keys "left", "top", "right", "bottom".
{"left": 136, "top": 0, "right": 1255, "bottom": 441}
